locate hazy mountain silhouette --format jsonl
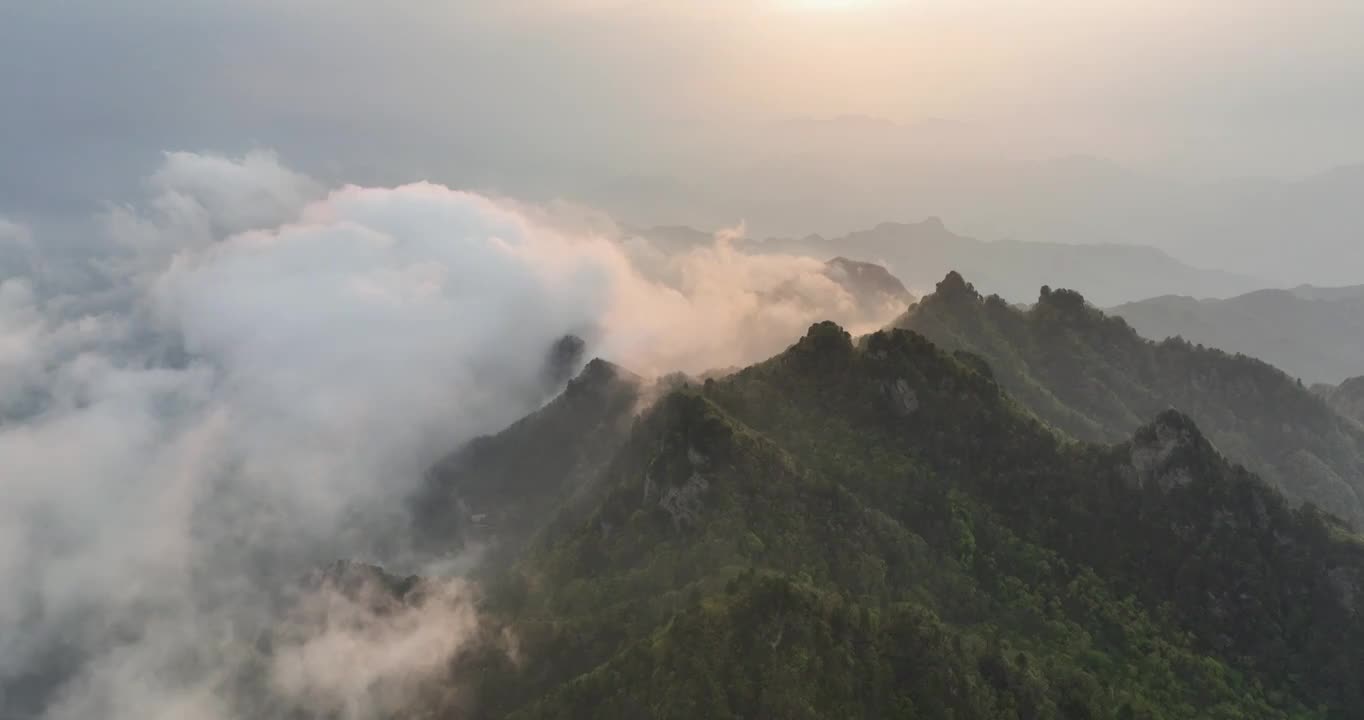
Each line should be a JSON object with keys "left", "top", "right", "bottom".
{"left": 634, "top": 218, "right": 1259, "bottom": 307}
{"left": 1112, "top": 287, "right": 1364, "bottom": 384}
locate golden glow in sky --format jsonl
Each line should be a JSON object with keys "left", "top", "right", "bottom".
{"left": 784, "top": 0, "right": 883, "bottom": 10}
{"left": 791, "top": 0, "right": 863, "bottom": 8}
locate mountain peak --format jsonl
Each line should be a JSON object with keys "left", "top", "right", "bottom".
{"left": 797, "top": 320, "right": 854, "bottom": 353}
{"left": 779, "top": 321, "right": 857, "bottom": 375}
{"left": 1037, "top": 285, "right": 1089, "bottom": 312}
{"left": 934, "top": 270, "right": 979, "bottom": 302}
{"left": 566, "top": 357, "right": 639, "bottom": 397}
{"left": 866, "top": 216, "right": 957, "bottom": 238}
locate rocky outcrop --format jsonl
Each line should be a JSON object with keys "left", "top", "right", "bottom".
{"left": 659, "top": 474, "right": 710, "bottom": 531}
{"left": 657, "top": 437, "right": 713, "bottom": 531}
{"left": 881, "top": 378, "right": 920, "bottom": 417}
{"left": 1129, "top": 411, "right": 1206, "bottom": 491}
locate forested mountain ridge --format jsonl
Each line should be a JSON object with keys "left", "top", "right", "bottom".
{"left": 413, "top": 322, "right": 1364, "bottom": 719}
{"left": 897, "top": 272, "right": 1364, "bottom": 527}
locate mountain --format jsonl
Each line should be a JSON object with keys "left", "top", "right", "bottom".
{"left": 896, "top": 272, "right": 1364, "bottom": 528}
{"left": 628, "top": 219, "right": 1258, "bottom": 307}
{"left": 739, "top": 217, "right": 1258, "bottom": 306}
{"left": 822, "top": 255, "right": 915, "bottom": 314}
{"left": 1287, "top": 284, "right": 1364, "bottom": 302}
{"left": 618, "top": 227, "right": 914, "bottom": 325}
{"left": 590, "top": 123, "right": 1364, "bottom": 287}
{"left": 422, "top": 322, "right": 1364, "bottom": 719}
{"left": 1111, "top": 289, "right": 1364, "bottom": 385}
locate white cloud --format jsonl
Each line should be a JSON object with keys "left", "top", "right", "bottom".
{"left": 101, "top": 150, "right": 323, "bottom": 274}
{"left": 0, "top": 151, "right": 900, "bottom": 719}
{"left": 268, "top": 570, "right": 485, "bottom": 720}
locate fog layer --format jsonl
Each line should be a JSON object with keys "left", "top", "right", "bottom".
{"left": 0, "top": 151, "right": 898, "bottom": 719}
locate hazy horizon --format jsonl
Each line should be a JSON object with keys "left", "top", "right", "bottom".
{"left": 5, "top": 1, "right": 1364, "bottom": 285}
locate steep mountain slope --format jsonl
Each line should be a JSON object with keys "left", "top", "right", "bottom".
{"left": 1322, "top": 377, "right": 1364, "bottom": 425}
{"left": 898, "top": 272, "right": 1364, "bottom": 526}
{"left": 444, "top": 323, "right": 1364, "bottom": 719}
{"left": 413, "top": 358, "right": 642, "bottom": 560}
{"left": 1111, "top": 288, "right": 1364, "bottom": 384}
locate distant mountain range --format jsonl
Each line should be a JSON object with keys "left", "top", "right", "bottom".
{"left": 630, "top": 218, "right": 1260, "bottom": 307}
{"left": 636, "top": 219, "right": 1363, "bottom": 385}
{"left": 593, "top": 116, "right": 1364, "bottom": 287}
{"left": 1111, "top": 286, "right": 1364, "bottom": 384}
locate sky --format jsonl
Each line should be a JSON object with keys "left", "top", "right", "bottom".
{"left": 5, "top": 1, "right": 1364, "bottom": 196}
{"left": 4, "top": 1, "right": 1363, "bottom": 283}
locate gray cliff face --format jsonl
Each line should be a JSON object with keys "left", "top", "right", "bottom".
{"left": 659, "top": 475, "right": 710, "bottom": 532}
{"left": 1129, "top": 413, "right": 1200, "bottom": 491}
{"left": 656, "top": 441, "right": 712, "bottom": 532}
{"left": 880, "top": 378, "right": 920, "bottom": 418}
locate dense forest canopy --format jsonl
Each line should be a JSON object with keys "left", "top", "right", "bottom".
{"left": 398, "top": 318, "right": 1364, "bottom": 719}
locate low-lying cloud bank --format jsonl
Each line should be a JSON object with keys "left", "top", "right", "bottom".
{"left": 0, "top": 151, "right": 902, "bottom": 719}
